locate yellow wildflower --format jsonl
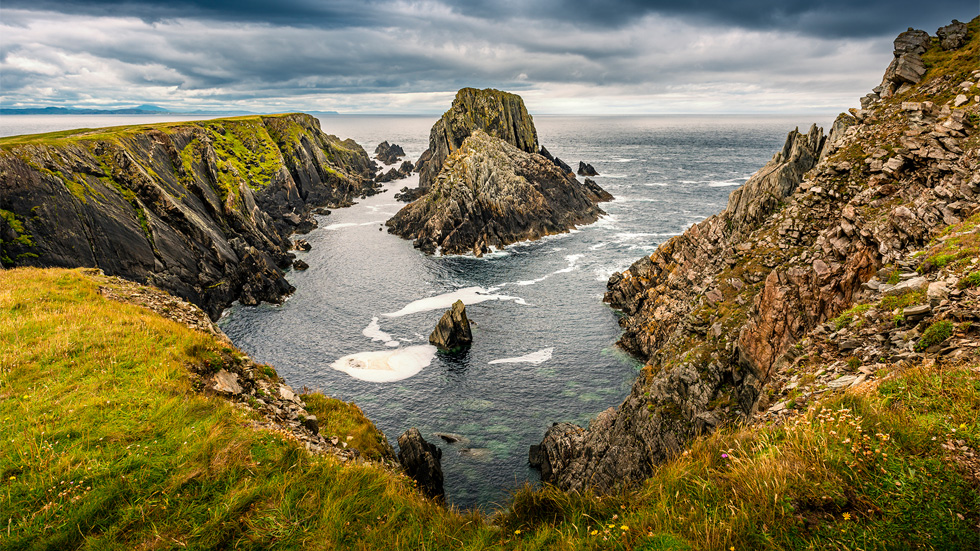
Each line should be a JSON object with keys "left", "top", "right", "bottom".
{"left": 514, "top": 529, "right": 521, "bottom": 535}
{"left": 620, "top": 525, "right": 629, "bottom": 531}
{"left": 842, "top": 512, "right": 851, "bottom": 521}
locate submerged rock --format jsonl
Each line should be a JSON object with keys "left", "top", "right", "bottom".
{"left": 397, "top": 428, "right": 444, "bottom": 500}
{"left": 429, "top": 299, "right": 472, "bottom": 352}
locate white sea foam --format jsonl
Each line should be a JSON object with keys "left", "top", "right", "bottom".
{"left": 708, "top": 178, "right": 747, "bottom": 187}
{"left": 331, "top": 345, "right": 437, "bottom": 382}
{"left": 554, "top": 254, "right": 584, "bottom": 274}
{"left": 362, "top": 317, "right": 400, "bottom": 347}
{"left": 489, "top": 347, "right": 554, "bottom": 365}
{"left": 382, "top": 287, "right": 526, "bottom": 318}
{"left": 323, "top": 220, "right": 387, "bottom": 230}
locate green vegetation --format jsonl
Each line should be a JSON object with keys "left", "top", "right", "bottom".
{"left": 3, "top": 268, "right": 977, "bottom": 549}
{"left": 915, "top": 320, "right": 955, "bottom": 352}
{"left": 0, "top": 209, "right": 36, "bottom": 266}
{"left": 958, "top": 271, "right": 980, "bottom": 289}
{"left": 0, "top": 268, "right": 490, "bottom": 550}
{"left": 881, "top": 288, "right": 927, "bottom": 311}
{"left": 832, "top": 303, "right": 873, "bottom": 330}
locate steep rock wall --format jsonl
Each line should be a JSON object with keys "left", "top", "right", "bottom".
{"left": 0, "top": 114, "right": 377, "bottom": 319}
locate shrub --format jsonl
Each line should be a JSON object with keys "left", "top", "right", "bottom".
{"left": 915, "top": 320, "right": 954, "bottom": 352}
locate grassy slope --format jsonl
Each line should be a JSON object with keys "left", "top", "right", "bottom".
{"left": 0, "top": 268, "right": 491, "bottom": 550}
{"left": 2, "top": 269, "right": 976, "bottom": 550}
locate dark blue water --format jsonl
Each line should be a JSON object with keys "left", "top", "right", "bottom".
{"left": 0, "top": 113, "right": 828, "bottom": 510}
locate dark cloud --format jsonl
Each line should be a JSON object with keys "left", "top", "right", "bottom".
{"left": 3, "top": 0, "right": 975, "bottom": 38}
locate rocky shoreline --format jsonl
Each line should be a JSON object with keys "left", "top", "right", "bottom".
{"left": 532, "top": 20, "right": 980, "bottom": 493}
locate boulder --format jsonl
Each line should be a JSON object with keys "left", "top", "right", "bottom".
{"left": 375, "top": 141, "right": 405, "bottom": 164}
{"left": 429, "top": 299, "right": 472, "bottom": 352}
{"left": 397, "top": 428, "right": 444, "bottom": 500}
{"left": 292, "top": 259, "right": 309, "bottom": 271}
{"left": 937, "top": 20, "right": 968, "bottom": 50}
{"left": 879, "top": 28, "right": 931, "bottom": 97}
{"left": 577, "top": 161, "right": 599, "bottom": 176}
{"left": 292, "top": 239, "right": 312, "bottom": 251}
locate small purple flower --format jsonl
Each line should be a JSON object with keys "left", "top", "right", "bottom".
{"left": 721, "top": 453, "right": 729, "bottom": 459}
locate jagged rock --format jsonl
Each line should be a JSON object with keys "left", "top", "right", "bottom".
{"left": 0, "top": 114, "right": 377, "bottom": 319}
{"left": 397, "top": 428, "right": 444, "bottom": 500}
{"left": 577, "top": 161, "right": 599, "bottom": 176}
{"left": 387, "top": 130, "right": 610, "bottom": 256}
{"left": 938, "top": 20, "right": 968, "bottom": 50}
{"left": 394, "top": 186, "right": 426, "bottom": 203}
{"left": 301, "top": 415, "right": 319, "bottom": 435}
{"left": 879, "top": 28, "right": 931, "bottom": 97}
{"left": 416, "top": 88, "right": 539, "bottom": 190}
{"left": 292, "top": 259, "right": 309, "bottom": 271}
{"left": 375, "top": 141, "right": 405, "bottom": 164}
{"left": 540, "top": 146, "right": 574, "bottom": 176}
{"left": 292, "top": 239, "right": 312, "bottom": 251}
{"left": 429, "top": 299, "right": 472, "bottom": 352}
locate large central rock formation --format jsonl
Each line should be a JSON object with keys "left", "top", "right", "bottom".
{"left": 387, "top": 88, "right": 611, "bottom": 256}
{"left": 532, "top": 19, "right": 979, "bottom": 493}
{"left": 0, "top": 114, "right": 378, "bottom": 318}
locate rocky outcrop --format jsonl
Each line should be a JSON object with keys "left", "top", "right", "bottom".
{"left": 577, "top": 161, "right": 598, "bottom": 176}
{"left": 540, "top": 146, "right": 574, "bottom": 177}
{"left": 429, "top": 299, "right": 472, "bottom": 352}
{"left": 533, "top": 20, "right": 980, "bottom": 493}
{"left": 375, "top": 161, "right": 415, "bottom": 183}
{"left": 375, "top": 141, "right": 406, "bottom": 164}
{"left": 0, "top": 114, "right": 377, "bottom": 319}
{"left": 387, "top": 88, "right": 610, "bottom": 256}
{"left": 938, "top": 20, "right": 968, "bottom": 50}
{"left": 386, "top": 130, "right": 610, "bottom": 256}
{"left": 415, "top": 88, "right": 539, "bottom": 191}
{"left": 397, "top": 428, "right": 444, "bottom": 500}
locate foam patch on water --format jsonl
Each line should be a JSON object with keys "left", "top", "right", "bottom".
{"left": 554, "top": 254, "right": 584, "bottom": 274}
{"left": 331, "top": 345, "right": 437, "bottom": 382}
{"left": 382, "top": 287, "right": 526, "bottom": 318}
{"left": 324, "top": 220, "right": 387, "bottom": 230}
{"left": 362, "top": 316, "right": 399, "bottom": 347}
{"left": 708, "top": 178, "right": 748, "bottom": 187}
{"left": 489, "top": 347, "right": 554, "bottom": 365}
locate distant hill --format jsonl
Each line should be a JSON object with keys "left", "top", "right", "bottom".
{"left": 0, "top": 105, "right": 258, "bottom": 116}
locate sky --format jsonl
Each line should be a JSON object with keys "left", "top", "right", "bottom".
{"left": 0, "top": 1, "right": 975, "bottom": 115}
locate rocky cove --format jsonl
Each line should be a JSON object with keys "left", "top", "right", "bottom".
{"left": 2, "top": 17, "right": 979, "bottom": 543}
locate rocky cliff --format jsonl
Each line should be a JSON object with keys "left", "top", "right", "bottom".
{"left": 387, "top": 88, "right": 611, "bottom": 256}
{"left": 0, "top": 114, "right": 377, "bottom": 319}
{"left": 415, "top": 88, "right": 540, "bottom": 191}
{"left": 533, "top": 18, "right": 980, "bottom": 492}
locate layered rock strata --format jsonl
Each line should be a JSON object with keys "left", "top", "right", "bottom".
{"left": 533, "top": 19, "right": 980, "bottom": 492}
{"left": 397, "top": 428, "right": 445, "bottom": 500}
{"left": 387, "top": 130, "right": 610, "bottom": 255}
{"left": 387, "top": 88, "right": 611, "bottom": 256}
{"left": 0, "top": 114, "right": 377, "bottom": 319}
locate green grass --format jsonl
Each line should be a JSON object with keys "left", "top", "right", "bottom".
{"left": 916, "top": 321, "right": 955, "bottom": 352}
{"left": 0, "top": 268, "right": 491, "bottom": 550}
{"left": 1, "top": 265, "right": 978, "bottom": 550}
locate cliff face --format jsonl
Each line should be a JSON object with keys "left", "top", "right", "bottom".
{"left": 533, "top": 18, "right": 980, "bottom": 492}
{"left": 416, "top": 87, "right": 540, "bottom": 190}
{"left": 388, "top": 88, "right": 610, "bottom": 256}
{"left": 0, "top": 114, "right": 377, "bottom": 319}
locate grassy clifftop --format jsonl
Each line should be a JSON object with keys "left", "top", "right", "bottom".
{"left": 1, "top": 268, "right": 976, "bottom": 549}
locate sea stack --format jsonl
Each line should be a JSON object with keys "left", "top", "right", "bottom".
{"left": 385, "top": 88, "right": 612, "bottom": 256}
{"left": 429, "top": 299, "right": 473, "bottom": 353}
{"left": 397, "top": 428, "right": 444, "bottom": 500}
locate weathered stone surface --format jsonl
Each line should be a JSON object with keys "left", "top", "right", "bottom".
{"left": 878, "top": 28, "right": 931, "bottom": 97}
{"left": 532, "top": 21, "right": 980, "bottom": 493}
{"left": 292, "top": 259, "right": 309, "bottom": 271}
{"left": 213, "top": 369, "right": 243, "bottom": 394}
{"left": 387, "top": 130, "right": 610, "bottom": 256}
{"left": 397, "top": 428, "right": 444, "bottom": 500}
{"left": 429, "top": 299, "right": 473, "bottom": 352}
{"left": 416, "top": 88, "right": 539, "bottom": 190}
{"left": 375, "top": 141, "right": 406, "bottom": 164}
{"left": 937, "top": 20, "right": 968, "bottom": 50}
{"left": 577, "top": 161, "right": 599, "bottom": 176}
{"left": 0, "top": 114, "right": 378, "bottom": 319}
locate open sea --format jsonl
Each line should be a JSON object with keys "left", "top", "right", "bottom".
{"left": 1, "top": 112, "right": 833, "bottom": 510}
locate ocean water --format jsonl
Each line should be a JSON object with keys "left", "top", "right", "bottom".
{"left": 0, "top": 113, "right": 830, "bottom": 510}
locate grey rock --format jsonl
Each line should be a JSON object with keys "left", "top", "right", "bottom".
{"left": 577, "top": 161, "right": 599, "bottom": 176}
{"left": 937, "top": 20, "right": 968, "bottom": 50}
{"left": 429, "top": 300, "right": 472, "bottom": 352}
{"left": 397, "top": 428, "right": 444, "bottom": 500}
{"left": 213, "top": 370, "right": 243, "bottom": 395}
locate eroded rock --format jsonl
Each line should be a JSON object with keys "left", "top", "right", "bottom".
{"left": 397, "top": 428, "right": 444, "bottom": 500}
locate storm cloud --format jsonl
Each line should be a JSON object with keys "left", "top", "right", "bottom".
{"left": 0, "top": 1, "right": 974, "bottom": 114}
